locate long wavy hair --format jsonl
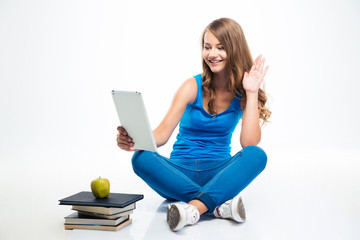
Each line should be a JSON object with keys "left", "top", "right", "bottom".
{"left": 201, "top": 18, "right": 271, "bottom": 125}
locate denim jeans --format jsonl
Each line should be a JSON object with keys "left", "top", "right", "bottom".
{"left": 131, "top": 145, "right": 267, "bottom": 213}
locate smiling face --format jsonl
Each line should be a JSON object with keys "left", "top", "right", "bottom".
{"left": 202, "top": 30, "right": 227, "bottom": 74}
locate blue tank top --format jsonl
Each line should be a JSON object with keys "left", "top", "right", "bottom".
{"left": 170, "top": 74, "right": 243, "bottom": 169}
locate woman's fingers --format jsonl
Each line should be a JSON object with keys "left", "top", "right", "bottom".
{"left": 117, "top": 134, "right": 133, "bottom": 145}
{"left": 259, "top": 57, "right": 265, "bottom": 72}
{"left": 262, "top": 65, "right": 269, "bottom": 78}
{"left": 117, "top": 126, "right": 128, "bottom": 135}
{"left": 120, "top": 134, "right": 132, "bottom": 143}
{"left": 117, "top": 126, "right": 132, "bottom": 142}
{"left": 256, "top": 55, "right": 262, "bottom": 69}
{"left": 244, "top": 71, "right": 248, "bottom": 79}
{"left": 250, "top": 63, "right": 256, "bottom": 72}
{"left": 117, "top": 136, "right": 132, "bottom": 145}
{"left": 253, "top": 55, "right": 269, "bottom": 77}
{"left": 117, "top": 138, "right": 134, "bottom": 151}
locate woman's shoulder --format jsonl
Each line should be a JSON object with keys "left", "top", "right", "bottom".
{"left": 177, "top": 76, "right": 198, "bottom": 104}
{"left": 183, "top": 74, "right": 203, "bottom": 90}
{"left": 182, "top": 76, "right": 197, "bottom": 89}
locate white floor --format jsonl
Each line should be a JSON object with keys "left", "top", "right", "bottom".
{"left": 1, "top": 147, "right": 359, "bottom": 240}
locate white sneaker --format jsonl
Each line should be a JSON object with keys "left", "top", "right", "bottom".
{"left": 213, "top": 195, "right": 246, "bottom": 222}
{"left": 166, "top": 203, "right": 200, "bottom": 231}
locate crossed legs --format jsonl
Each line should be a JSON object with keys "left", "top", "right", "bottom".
{"left": 131, "top": 145, "right": 267, "bottom": 213}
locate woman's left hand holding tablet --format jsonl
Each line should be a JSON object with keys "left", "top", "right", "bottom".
{"left": 117, "top": 126, "right": 136, "bottom": 151}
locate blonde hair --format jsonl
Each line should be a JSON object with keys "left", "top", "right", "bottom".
{"left": 201, "top": 18, "right": 271, "bottom": 125}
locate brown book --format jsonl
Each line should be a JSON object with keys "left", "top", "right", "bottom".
{"left": 65, "top": 212, "right": 129, "bottom": 225}
{"left": 65, "top": 219, "right": 132, "bottom": 231}
{"left": 71, "top": 203, "right": 135, "bottom": 215}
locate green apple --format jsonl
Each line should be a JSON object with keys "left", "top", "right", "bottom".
{"left": 91, "top": 177, "right": 110, "bottom": 199}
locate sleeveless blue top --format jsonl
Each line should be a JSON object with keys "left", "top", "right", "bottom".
{"left": 170, "top": 74, "right": 243, "bottom": 170}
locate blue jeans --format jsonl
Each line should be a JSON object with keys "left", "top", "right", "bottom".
{"left": 131, "top": 145, "right": 267, "bottom": 213}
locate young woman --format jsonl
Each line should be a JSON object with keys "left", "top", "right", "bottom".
{"left": 117, "top": 18, "right": 271, "bottom": 231}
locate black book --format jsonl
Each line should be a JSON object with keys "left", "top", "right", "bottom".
{"left": 59, "top": 191, "right": 144, "bottom": 208}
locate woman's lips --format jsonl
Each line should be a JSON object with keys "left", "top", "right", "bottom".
{"left": 209, "top": 60, "right": 222, "bottom": 65}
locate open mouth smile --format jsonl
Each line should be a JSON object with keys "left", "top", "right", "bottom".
{"left": 209, "top": 60, "right": 222, "bottom": 63}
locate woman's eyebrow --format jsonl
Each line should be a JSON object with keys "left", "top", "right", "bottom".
{"left": 204, "top": 42, "right": 223, "bottom": 46}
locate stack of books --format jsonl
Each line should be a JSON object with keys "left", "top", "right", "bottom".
{"left": 59, "top": 191, "right": 143, "bottom": 231}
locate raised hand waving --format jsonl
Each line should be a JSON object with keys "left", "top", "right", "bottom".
{"left": 243, "top": 55, "right": 269, "bottom": 94}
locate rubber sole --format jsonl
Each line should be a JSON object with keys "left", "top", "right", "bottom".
{"left": 237, "top": 197, "right": 246, "bottom": 222}
{"left": 167, "top": 205, "right": 181, "bottom": 231}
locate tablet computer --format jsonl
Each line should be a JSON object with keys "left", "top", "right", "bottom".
{"left": 112, "top": 90, "right": 157, "bottom": 152}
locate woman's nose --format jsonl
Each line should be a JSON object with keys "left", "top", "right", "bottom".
{"left": 209, "top": 48, "right": 218, "bottom": 58}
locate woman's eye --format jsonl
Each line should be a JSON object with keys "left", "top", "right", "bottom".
{"left": 204, "top": 46, "right": 210, "bottom": 50}
{"left": 218, "top": 47, "right": 224, "bottom": 50}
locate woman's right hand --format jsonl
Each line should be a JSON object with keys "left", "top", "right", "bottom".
{"left": 116, "top": 126, "right": 135, "bottom": 151}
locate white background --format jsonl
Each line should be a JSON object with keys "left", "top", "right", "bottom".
{"left": 1, "top": 0, "right": 359, "bottom": 239}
